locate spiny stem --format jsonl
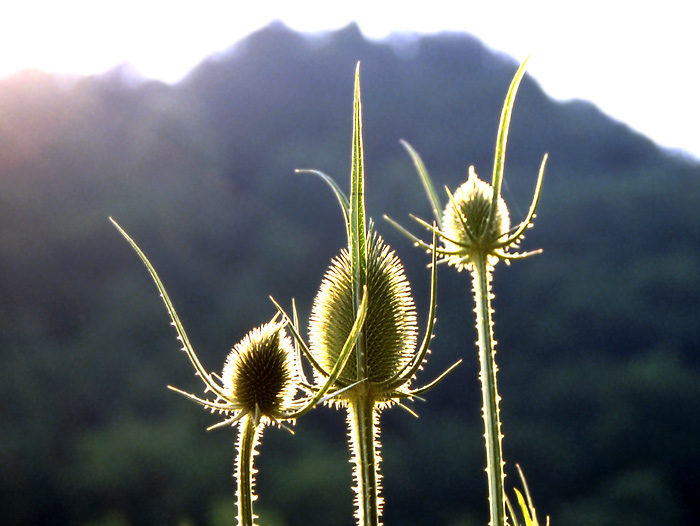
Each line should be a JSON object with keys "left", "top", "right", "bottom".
{"left": 236, "top": 415, "right": 261, "bottom": 526}
{"left": 349, "top": 390, "right": 381, "bottom": 526}
{"left": 472, "top": 252, "right": 506, "bottom": 526}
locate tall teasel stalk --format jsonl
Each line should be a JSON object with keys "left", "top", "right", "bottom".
{"left": 386, "top": 58, "right": 548, "bottom": 526}
{"left": 110, "top": 219, "right": 368, "bottom": 526}
{"left": 273, "top": 63, "right": 459, "bottom": 526}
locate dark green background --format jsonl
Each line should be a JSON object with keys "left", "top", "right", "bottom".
{"left": 2, "top": 22, "right": 698, "bottom": 525}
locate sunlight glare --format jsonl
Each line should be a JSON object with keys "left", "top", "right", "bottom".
{"left": 0, "top": 1, "right": 267, "bottom": 82}
{"left": 1, "top": 0, "right": 698, "bottom": 158}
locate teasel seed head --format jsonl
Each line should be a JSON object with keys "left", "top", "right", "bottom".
{"left": 309, "top": 228, "right": 418, "bottom": 389}
{"left": 442, "top": 167, "right": 511, "bottom": 270}
{"left": 222, "top": 321, "right": 298, "bottom": 421}
{"left": 385, "top": 58, "right": 547, "bottom": 275}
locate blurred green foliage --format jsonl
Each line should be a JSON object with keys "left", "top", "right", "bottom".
{"left": 1, "top": 22, "right": 699, "bottom": 525}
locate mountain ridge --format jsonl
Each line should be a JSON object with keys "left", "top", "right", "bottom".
{"left": 178, "top": 21, "right": 677, "bottom": 182}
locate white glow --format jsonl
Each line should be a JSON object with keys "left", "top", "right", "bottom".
{"left": 1, "top": 0, "right": 698, "bottom": 159}
{"left": 0, "top": 1, "right": 267, "bottom": 82}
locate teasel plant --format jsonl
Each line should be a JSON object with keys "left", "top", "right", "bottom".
{"left": 110, "top": 218, "right": 368, "bottom": 526}
{"left": 385, "top": 57, "right": 548, "bottom": 526}
{"left": 269, "top": 63, "right": 459, "bottom": 526}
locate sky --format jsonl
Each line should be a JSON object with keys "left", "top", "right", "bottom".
{"left": 2, "top": 1, "right": 698, "bottom": 160}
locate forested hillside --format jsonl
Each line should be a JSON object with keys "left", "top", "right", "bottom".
{"left": 1, "top": 22, "right": 699, "bottom": 526}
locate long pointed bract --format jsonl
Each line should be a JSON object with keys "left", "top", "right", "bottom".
{"left": 400, "top": 139, "right": 443, "bottom": 229}
{"left": 110, "top": 218, "right": 228, "bottom": 401}
{"left": 501, "top": 153, "right": 547, "bottom": 246}
{"left": 489, "top": 57, "right": 529, "bottom": 229}
{"left": 297, "top": 168, "right": 351, "bottom": 239}
{"left": 350, "top": 63, "right": 368, "bottom": 318}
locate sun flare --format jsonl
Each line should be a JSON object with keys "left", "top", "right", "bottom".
{"left": 0, "top": 1, "right": 265, "bottom": 82}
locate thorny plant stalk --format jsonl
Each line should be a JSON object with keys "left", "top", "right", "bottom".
{"left": 237, "top": 414, "right": 259, "bottom": 526}
{"left": 281, "top": 63, "right": 458, "bottom": 526}
{"left": 111, "top": 219, "right": 368, "bottom": 526}
{"left": 386, "top": 58, "right": 547, "bottom": 526}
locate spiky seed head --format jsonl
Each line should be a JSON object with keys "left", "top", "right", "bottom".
{"left": 442, "top": 168, "right": 511, "bottom": 270}
{"left": 309, "top": 230, "right": 418, "bottom": 387}
{"left": 222, "top": 321, "right": 297, "bottom": 418}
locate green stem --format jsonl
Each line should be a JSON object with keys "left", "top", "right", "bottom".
{"left": 236, "top": 415, "right": 261, "bottom": 526}
{"left": 472, "top": 252, "right": 506, "bottom": 526}
{"left": 348, "top": 390, "right": 381, "bottom": 526}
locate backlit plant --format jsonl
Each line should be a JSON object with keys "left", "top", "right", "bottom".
{"left": 113, "top": 58, "right": 549, "bottom": 526}
{"left": 386, "top": 57, "right": 548, "bottom": 526}
{"left": 273, "top": 64, "right": 458, "bottom": 526}
{"left": 111, "top": 219, "right": 367, "bottom": 526}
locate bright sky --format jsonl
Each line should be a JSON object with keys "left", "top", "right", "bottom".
{"left": 2, "top": 1, "right": 698, "bottom": 160}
